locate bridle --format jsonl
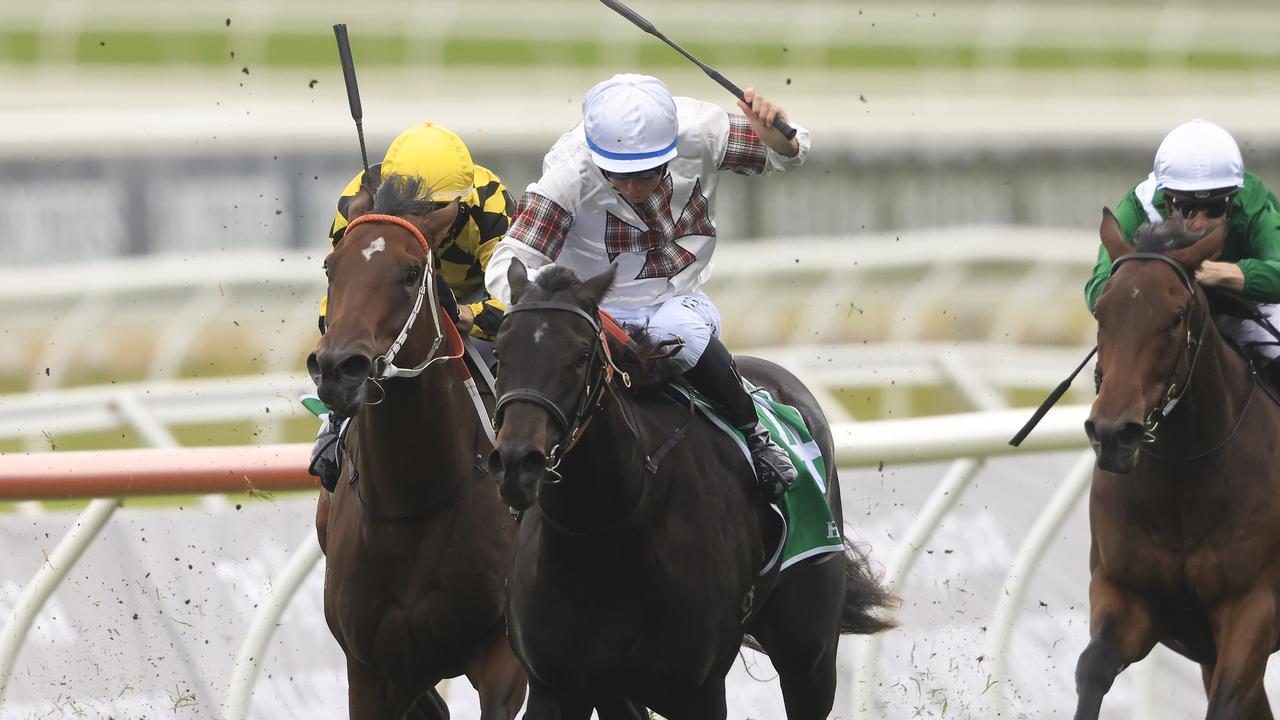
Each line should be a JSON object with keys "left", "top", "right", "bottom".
{"left": 1106, "top": 252, "right": 1256, "bottom": 459}
{"left": 492, "top": 301, "right": 631, "bottom": 482}
{"left": 1107, "top": 252, "right": 1207, "bottom": 438}
{"left": 343, "top": 213, "right": 462, "bottom": 381}
{"left": 327, "top": 213, "right": 496, "bottom": 523}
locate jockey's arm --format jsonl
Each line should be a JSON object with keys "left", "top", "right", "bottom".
{"left": 1085, "top": 190, "right": 1145, "bottom": 312}
{"left": 736, "top": 88, "right": 801, "bottom": 158}
{"left": 485, "top": 191, "right": 574, "bottom": 306}
{"left": 711, "top": 96, "right": 809, "bottom": 178}
{"left": 1233, "top": 197, "right": 1280, "bottom": 302}
{"left": 458, "top": 169, "right": 515, "bottom": 340}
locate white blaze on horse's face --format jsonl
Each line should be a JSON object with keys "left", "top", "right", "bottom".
{"left": 533, "top": 321, "right": 549, "bottom": 344}
{"left": 1131, "top": 286, "right": 1141, "bottom": 300}
{"left": 362, "top": 237, "right": 386, "bottom": 262}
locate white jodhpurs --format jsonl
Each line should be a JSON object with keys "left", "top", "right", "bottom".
{"left": 1214, "top": 302, "right": 1280, "bottom": 362}
{"left": 605, "top": 291, "right": 722, "bottom": 371}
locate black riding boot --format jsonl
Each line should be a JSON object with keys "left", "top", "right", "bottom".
{"left": 684, "top": 338, "right": 796, "bottom": 501}
{"left": 1266, "top": 357, "right": 1280, "bottom": 388}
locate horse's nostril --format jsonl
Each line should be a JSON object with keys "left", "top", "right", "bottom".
{"left": 336, "top": 354, "right": 372, "bottom": 382}
{"left": 1118, "top": 422, "right": 1146, "bottom": 446}
{"left": 518, "top": 451, "right": 547, "bottom": 480}
{"left": 306, "top": 352, "right": 322, "bottom": 384}
{"left": 487, "top": 451, "right": 504, "bottom": 477}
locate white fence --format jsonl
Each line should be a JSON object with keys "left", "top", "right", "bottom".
{"left": 0, "top": 404, "right": 1098, "bottom": 719}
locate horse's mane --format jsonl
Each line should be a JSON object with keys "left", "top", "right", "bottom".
{"left": 526, "top": 267, "right": 683, "bottom": 388}
{"left": 372, "top": 173, "right": 449, "bottom": 217}
{"left": 1133, "top": 216, "right": 1205, "bottom": 254}
{"left": 528, "top": 266, "right": 582, "bottom": 297}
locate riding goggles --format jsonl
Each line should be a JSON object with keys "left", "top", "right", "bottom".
{"left": 1165, "top": 192, "right": 1236, "bottom": 220}
{"left": 601, "top": 163, "right": 667, "bottom": 181}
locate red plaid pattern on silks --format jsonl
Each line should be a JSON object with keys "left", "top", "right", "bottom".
{"left": 605, "top": 175, "right": 715, "bottom": 280}
{"left": 719, "top": 114, "right": 767, "bottom": 175}
{"left": 507, "top": 192, "right": 575, "bottom": 260}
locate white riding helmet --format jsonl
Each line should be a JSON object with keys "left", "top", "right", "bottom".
{"left": 1153, "top": 119, "right": 1245, "bottom": 194}
{"left": 582, "top": 74, "right": 679, "bottom": 173}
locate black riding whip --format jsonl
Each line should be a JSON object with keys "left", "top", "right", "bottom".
{"left": 1008, "top": 347, "right": 1098, "bottom": 447}
{"left": 333, "top": 23, "right": 370, "bottom": 176}
{"left": 598, "top": 0, "right": 797, "bottom": 140}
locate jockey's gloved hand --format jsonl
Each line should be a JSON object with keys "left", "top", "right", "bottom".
{"left": 435, "top": 273, "right": 461, "bottom": 323}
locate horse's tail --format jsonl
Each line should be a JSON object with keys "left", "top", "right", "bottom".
{"left": 839, "top": 537, "right": 898, "bottom": 635}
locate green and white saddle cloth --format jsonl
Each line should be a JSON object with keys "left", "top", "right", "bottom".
{"left": 669, "top": 380, "right": 845, "bottom": 571}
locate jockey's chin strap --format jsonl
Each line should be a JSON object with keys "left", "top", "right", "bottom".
{"left": 1108, "top": 252, "right": 1207, "bottom": 439}
{"left": 493, "top": 301, "right": 631, "bottom": 482}
{"left": 344, "top": 214, "right": 462, "bottom": 380}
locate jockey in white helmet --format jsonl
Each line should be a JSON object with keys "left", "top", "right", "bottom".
{"left": 1085, "top": 119, "right": 1280, "bottom": 381}
{"left": 486, "top": 73, "right": 811, "bottom": 500}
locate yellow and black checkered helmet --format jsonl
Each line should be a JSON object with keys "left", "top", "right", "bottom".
{"left": 381, "top": 121, "right": 475, "bottom": 202}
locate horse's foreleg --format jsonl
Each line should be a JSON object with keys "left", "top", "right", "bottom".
{"left": 316, "top": 489, "right": 330, "bottom": 554}
{"left": 407, "top": 688, "right": 450, "bottom": 719}
{"left": 595, "top": 698, "right": 647, "bottom": 720}
{"left": 651, "top": 677, "right": 728, "bottom": 720}
{"left": 345, "top": 658, "right": 396, "bottom": 720}
{"left": 1073, "top": 576, "right": 1157, "bottom": 720}
{"left": 521, "top": 677, "right": 592, "bottom": 720}
{"left": 463, "top": 624, "right": 528, "bottom": 720}
{"left": 1204, "top": 592, "right": 1277, "bottom": 720}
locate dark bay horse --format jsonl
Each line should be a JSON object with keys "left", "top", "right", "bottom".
{"left": 308, "top": 176, "right": 525, "bottom": 719}
{"left": 488, "top": 262, "right": 895, "bottom": 719}
{"left": 1077, "top": 210, "right": 1280, "bottom": 719}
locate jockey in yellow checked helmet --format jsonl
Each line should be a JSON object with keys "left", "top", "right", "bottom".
{"left": 320, "top": 121, "right": 513, "bottom": 343}
{"left": 310, "top": 122, "right": 514, "bottom": 492}
{"left": 1084, "top": 119, "right": 1280, "bottom": 384}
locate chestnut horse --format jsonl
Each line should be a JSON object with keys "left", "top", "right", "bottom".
{"left": 308, "top": 176, "right": 525, "bottom": 719}
{"left": 1078, "top": 210, "right": 1280, "bottom": 719}
{"left": 488, "top": 263, "right": 895, "bottom": 719}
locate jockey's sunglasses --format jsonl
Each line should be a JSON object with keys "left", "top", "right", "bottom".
{"left": 600, "top": 163, "right": 667, "bottom": 182}
{"left": 1165, "top": 192, "right": 1236, "bottom": 220}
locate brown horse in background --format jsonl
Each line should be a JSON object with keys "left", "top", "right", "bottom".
{"left": 488, "top": 262, "right": 895, "bottom": 719}
{"left": 308, "top": 176, "right": 525, "bottom": 719}
{"left": 1077, "top": 210, "right": 1280, "bottom": 719}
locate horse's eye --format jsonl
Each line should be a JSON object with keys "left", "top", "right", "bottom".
{"left": 405, "top": 266, "right": 421, "bottom": 284}
{"left": 574, "top": 349, "right": 592, "bottom": 367}
{"left": 1170, "top": 312, "right": 1185, "bottom": 331}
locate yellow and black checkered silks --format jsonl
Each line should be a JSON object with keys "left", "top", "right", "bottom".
{"left": 321, "top": 161, "right": 513, "bottom": 341}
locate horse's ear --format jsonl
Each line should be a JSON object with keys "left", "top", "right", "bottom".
{"left": 347, "top": 166, "right": 380, "bottom": 220}
{"left": 1099, "top": 207, "right": 1129, "bottom": 262}
{"left": 413, "top": 200, "right": 462, "bottom": 250}
{"left": 508, "top": 259, "right": 530, "bottom": 303}
{"left": 579, "top": 265, "right": 616, "bottom": 306}
{"left": 347, "top": 188, "right": 374, "bottom": 221}
{"left": 1168, "top": 221, "right": 1227, "bottom": 272}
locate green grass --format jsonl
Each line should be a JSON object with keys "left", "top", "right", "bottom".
{"left": 6, "top": 29, "right": 1278, "bottom": 72}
